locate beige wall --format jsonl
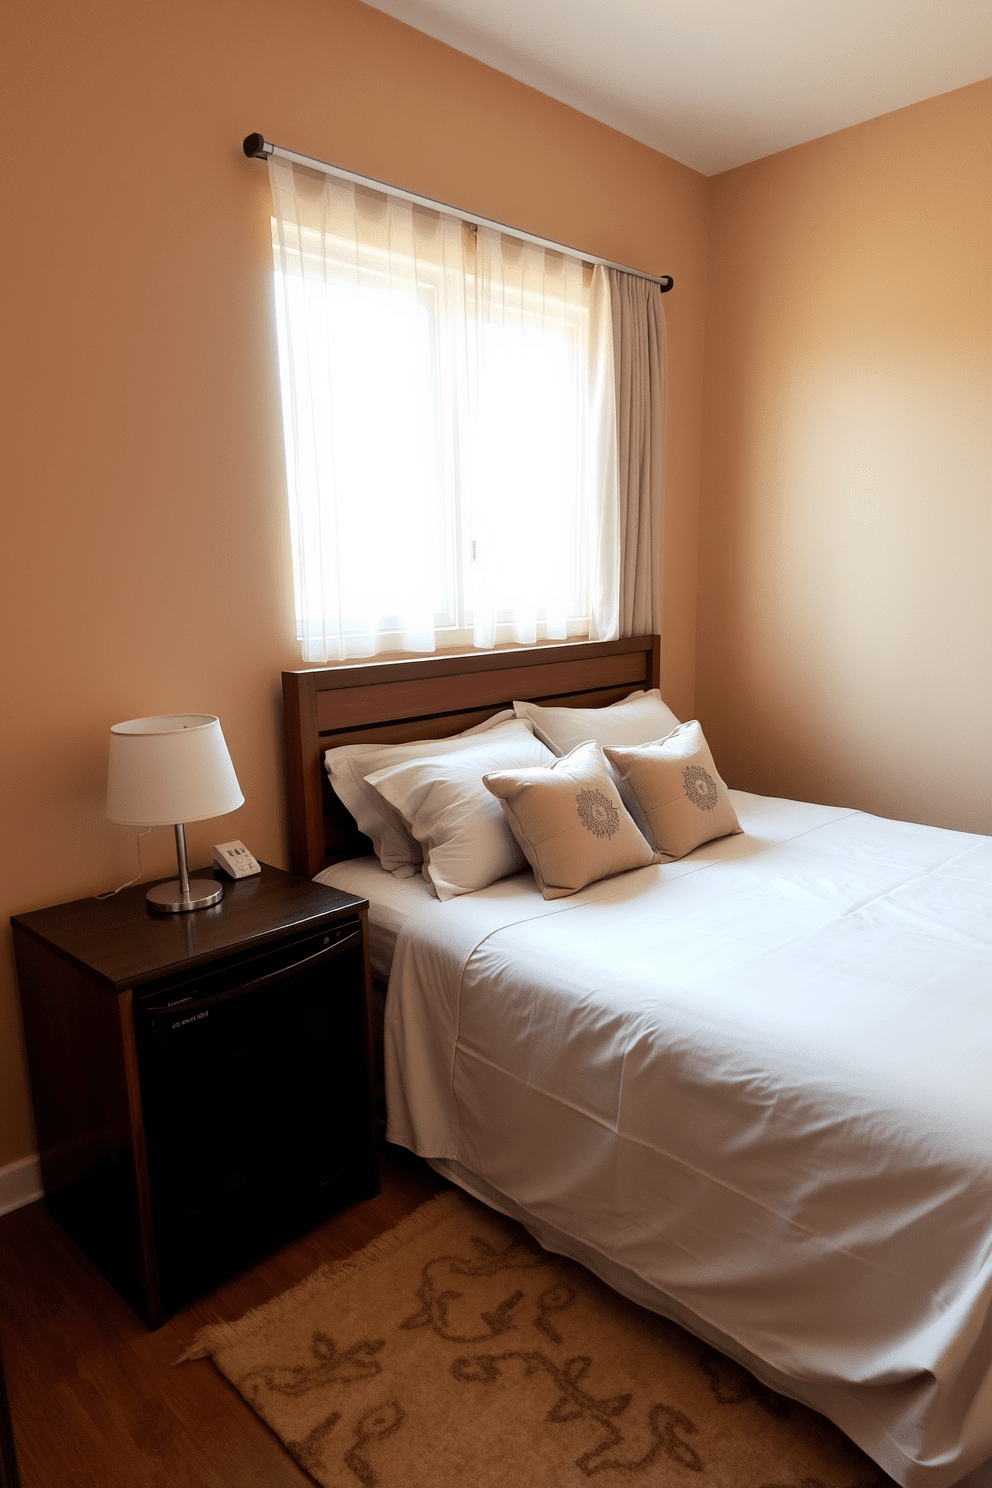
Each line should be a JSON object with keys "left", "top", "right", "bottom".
{"left": 697, "top": 81, "right": 992, "bottom": 832}
{"left": 0, "top": 0, "right": 708, "bottom": 1167}
{"left": 4, "top": 2, "right": 987, "bottom": 1178}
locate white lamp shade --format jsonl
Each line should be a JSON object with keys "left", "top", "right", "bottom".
{"left": 106, "top": 714, "right": 245, "bottom": 827}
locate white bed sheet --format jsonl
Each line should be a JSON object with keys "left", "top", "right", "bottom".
{"left": 383, "top": 791, "right": 992, "bottom": 1488}
{"left": 315, "top": 855, "right": 435, "bottom": 981}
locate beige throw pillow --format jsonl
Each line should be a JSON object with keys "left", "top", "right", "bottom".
{"left": 484, "top": 741, "right": 659, "bottom": 900}
{"left": 604, "top": 721, "right": 742, "bottom": 861}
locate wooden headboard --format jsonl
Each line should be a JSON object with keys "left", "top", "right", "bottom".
{"left": 282, "top": 635, "right": 661, "bottom": 878}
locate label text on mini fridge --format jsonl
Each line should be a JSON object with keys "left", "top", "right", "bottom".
{"left": 172, "top": 1010, "right": 209, "bottom": 1029}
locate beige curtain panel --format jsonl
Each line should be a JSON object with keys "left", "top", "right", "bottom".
{"left": 610, "top": 270, "right": 667, "bottom": 638}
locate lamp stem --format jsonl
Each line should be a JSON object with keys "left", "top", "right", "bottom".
{"left": 146, "top": 823, "right": 223, "bottom": 913}
{"left": 174, "top": 823, "right": 191, "bottom": 896}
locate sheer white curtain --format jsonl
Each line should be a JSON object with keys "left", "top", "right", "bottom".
{"left": 268, "top": 156, "right": 619, "bottom": 661}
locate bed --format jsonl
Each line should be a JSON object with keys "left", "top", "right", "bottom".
{"left": 282, "top": 637, "right": 992, "bottom": 1488}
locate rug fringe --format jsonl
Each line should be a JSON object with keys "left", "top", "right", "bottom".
{"left": 177, "top": 1188, "right": 466, "bottom": 1363}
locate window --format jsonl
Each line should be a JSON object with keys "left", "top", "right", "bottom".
{"left": 269, "top": 160, "right": 618, "bottom": 661}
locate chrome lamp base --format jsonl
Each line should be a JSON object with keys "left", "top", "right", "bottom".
{"left": 146, "top": 823, "right": 224, "bottom": 914}
{"left": 146, "top": 878, "right": 223, "bottom": 913}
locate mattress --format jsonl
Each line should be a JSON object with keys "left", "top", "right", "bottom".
{"left": 382, "top": 790, "right": 992, "bottom": 1488}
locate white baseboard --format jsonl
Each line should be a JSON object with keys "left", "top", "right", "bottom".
{"left": 0, "top": 1154, "right": 43, "bottom": 1217}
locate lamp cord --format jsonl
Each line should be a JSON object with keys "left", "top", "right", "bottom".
{"left": 95, "top": 828, "right": 154, "bottom": 900}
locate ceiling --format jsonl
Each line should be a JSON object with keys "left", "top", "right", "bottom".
{"left": 363, "top": 0, "right": 992, "bottom": 175}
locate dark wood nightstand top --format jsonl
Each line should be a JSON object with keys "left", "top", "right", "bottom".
{"left": 10, "top": 863, "right": 366, "bottom": 993}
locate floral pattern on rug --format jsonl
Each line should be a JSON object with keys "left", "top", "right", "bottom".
{"left": 184, "top": 1192, "right": 893, "bottom": 1488}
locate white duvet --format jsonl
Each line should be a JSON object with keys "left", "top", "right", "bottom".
{"left": 384, "top": 792, "right": 992, "bottom": 1488}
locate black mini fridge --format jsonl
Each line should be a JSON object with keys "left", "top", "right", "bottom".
{"left": 132, "top": 915, "right": 376, "bottom": 1320}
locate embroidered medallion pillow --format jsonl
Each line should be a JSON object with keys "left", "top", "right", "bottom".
{"left": 483, "top": 740, "right": 659, "bottom": 900}
{"left": 604, "top": 721, "right": 742, "bottom": 861}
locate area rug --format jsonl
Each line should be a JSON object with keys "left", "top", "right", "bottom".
{"left": 182, "top": 1190, "right": 891, "bottom": 1488}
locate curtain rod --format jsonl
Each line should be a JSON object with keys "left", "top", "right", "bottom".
{"left": 243, "top": 134, "right": 673, "bottom": 293}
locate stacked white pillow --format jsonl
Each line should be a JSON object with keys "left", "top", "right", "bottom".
{"left": 513, "top": 688, "right": 681, "bottom": 754}
{"left": 366, "top": 721, "right": 553, "bottom": 900}
{"left": 324, "top": 711, "right": 517, "bottom": 876}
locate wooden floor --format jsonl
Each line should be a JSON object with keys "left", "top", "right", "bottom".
{"left": 0, "top": 1143, "right": 445, "bottom": 1487}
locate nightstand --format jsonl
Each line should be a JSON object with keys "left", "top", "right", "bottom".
{"left": 11, "top": 864, "right": 379, "bottom": 1328}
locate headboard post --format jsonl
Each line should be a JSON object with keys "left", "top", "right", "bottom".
{"left": 282, "top": 669, "right": 326, "bottom": 878}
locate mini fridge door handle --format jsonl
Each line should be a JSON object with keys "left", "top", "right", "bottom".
{"left": 142, "top": 924, "right": 363, "bottom": 1018}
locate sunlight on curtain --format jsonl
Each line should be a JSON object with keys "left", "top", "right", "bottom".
{"left": 268, "top": 156, "right": 619, "bottom": 661}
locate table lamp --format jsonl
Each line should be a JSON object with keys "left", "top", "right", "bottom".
{"left": 106, "top": 714, "right": 245, "bottom": 912}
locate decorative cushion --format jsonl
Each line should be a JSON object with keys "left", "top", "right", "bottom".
{"left": 365, "top": 721, "right": 553, "bottom": 900}
{"left": 604, "top": 721, "right": 742, "bottom": 861}
{"left": 324, "top": 711, "right": 517, "bottom": 876}
{"left": 483, "top": 740, "right": 659, "bottom": 900}
{"left": 513, "top": 688, "right": 680, "bottom": 756}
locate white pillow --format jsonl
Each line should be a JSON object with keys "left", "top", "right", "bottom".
{"left": 365, "top": 721, "right": 553, "bottom": 900}
{"left": 324, "top": 710, "right": 517, "bottom": 876}
{"left": 513, "top": 689, "right": 680, "bottom": 756}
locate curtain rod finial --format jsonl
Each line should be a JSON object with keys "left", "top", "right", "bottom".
{"left": 659, "top": 276, "right": 674, "bottom": 293}
{"left": 243, "top": 133, "right": 269, "bottom": 159}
